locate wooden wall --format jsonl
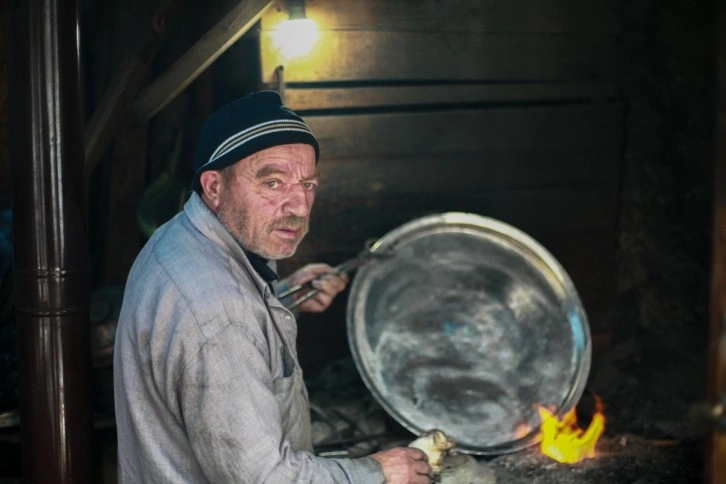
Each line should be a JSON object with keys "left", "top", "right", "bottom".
{"left": 260, "top": 0, "right": 624, "bottom": 340}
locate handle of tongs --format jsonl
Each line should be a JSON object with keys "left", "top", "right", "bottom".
{"left": 278, "top": 241, "right": 384, "bottom": 309}
{"left": 284, "top": 285, "right": 319, "bottom": 309}
{"left": 278, "top": 259, "right": 362, "bottom": 308}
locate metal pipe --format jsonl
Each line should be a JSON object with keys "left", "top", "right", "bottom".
{"left": 6, "top": 0, "right": 93, "bottom": 482}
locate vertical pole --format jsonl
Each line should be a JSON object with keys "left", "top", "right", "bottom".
{"left": 707, "top": 0, "right": 726, "bottom": 482}
{"left": 6, "top": 0, "right": 92, "bottom": 482}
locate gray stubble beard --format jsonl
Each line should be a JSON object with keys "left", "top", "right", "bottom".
{"left": 217, "top": 205, "right": 309, "bottom": 260}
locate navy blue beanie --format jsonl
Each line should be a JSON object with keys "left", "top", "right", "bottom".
{"left": 191, "top": 91, "right": 319, "bottom": 192}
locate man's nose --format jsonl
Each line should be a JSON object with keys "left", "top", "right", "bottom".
{"left": 283, "top": 185, "right": 313, "bottom": 216}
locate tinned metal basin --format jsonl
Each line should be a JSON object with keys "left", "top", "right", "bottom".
{"left": 346, "top": 213, "right": 591, "bottom": 455}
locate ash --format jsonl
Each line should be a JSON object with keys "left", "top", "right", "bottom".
{"left": 486, "top": 434, "right": 701, "bottom": 483}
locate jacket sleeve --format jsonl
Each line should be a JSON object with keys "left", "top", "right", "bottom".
{"left": 178, "top": 323, "right": 383, "bottom": 483}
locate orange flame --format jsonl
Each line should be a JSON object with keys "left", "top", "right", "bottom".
{"left": 536, "top": 396, "right": 606, "bottom": 464}
{"left": 513, "top": 423, "right": 533, "bottom": 440}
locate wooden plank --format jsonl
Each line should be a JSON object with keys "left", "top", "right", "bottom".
{"left": 315, "top": 148, "right": 620, "bottom": 195}
{"left": 316, "top": 150, "right": 619, "bottom": 199}
{"left": 306, "top": 102, "right": 624, "bottom": 161}
{"left": 132, "top": 0, "right": 274, "bottom": 121}
{"left": 261, "top": 0, "right": 621, "bottom": 34}
{"left": 280, "top": 83, "right": 619, "bottom": 111}
{"left": 300, "top": 182, "right": 620, "bottom": 254}
{"left": 260, "top": 31, "right": 617, "bottom": 83}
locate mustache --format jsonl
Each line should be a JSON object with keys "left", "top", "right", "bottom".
{"left": 270, "top": 215, "right": 308, "bottom": 230}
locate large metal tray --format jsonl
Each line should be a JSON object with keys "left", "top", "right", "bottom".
{"left": 346, "top": 213, "right": 591, "bottom": 455}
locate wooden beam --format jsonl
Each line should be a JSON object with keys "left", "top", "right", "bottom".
{"left": 304, "top": 182, "right": 620, "bottom": 252}
{"left": 132, "top": 0, "right": 274, "bottom": 121}
{"left": 280, "top": 83, "right": 619, "bottom": 111}
{"left": 83, "top": 0, "right": 176, "bottom": 183}
{"left": 305, "top": 103, "right": 624, "bottom": 161}
{"left": 314, "top": 152, "right": 620, "bottom": 200}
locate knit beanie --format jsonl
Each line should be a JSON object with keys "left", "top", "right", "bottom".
{"left": 191, "top": 91, "right": 319, "bottom": 192}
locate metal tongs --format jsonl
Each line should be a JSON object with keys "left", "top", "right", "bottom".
{"left": 279, "top": 240, "right": 394, "bottom": 310}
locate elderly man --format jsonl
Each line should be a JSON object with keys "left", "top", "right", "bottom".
{"left": 113, "top": 91, "right": 431, "bottom": 483}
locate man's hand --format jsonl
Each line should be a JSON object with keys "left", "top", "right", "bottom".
{"left": 370, "top": 447, "right": 431, "bottom": 484}
{"left": 282, "top": 263, "right": 349, "bottom": 313}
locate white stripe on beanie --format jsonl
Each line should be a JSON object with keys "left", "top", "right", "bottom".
{"left": 203, "top": 118, "right": 315, "bottom": 168}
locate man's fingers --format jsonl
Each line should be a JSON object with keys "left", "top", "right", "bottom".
{"left": 413, "top": 459, "right": 431, "bottom": 475}
{"left": 370, "top": 446, "right": 432, "bottom": 483}
{"left": 409, "top": 447, "right": 429, "bottom": 461}
{"left": 309, "top": 291, "right": 333, "bottom": 311}
{"left": 311, "top": 273, "right": 348, "bottom": 294}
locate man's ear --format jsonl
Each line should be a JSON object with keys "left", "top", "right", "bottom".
{"left": 199, "top": 170, "right": 224, "bottom": 210}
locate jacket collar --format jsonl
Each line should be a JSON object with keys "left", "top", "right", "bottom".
{"left": 184, "top": 192, "right": 279, "bottom": 296}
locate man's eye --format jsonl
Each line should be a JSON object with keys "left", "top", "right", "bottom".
{"left": 302, "top": 181, "right": 317, "bottom": 190}
{"left": 265, "top": 180, "right": 279, "bottom": 188}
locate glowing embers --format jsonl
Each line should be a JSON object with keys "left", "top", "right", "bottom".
{"left": 536, "top": 395, "right": 606, "bottom": 464}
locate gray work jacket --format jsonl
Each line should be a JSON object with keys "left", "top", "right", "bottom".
{"left": 113, "top": 192, "right": 382, "bottom": 483}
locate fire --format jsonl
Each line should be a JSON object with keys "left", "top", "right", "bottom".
{"left": 513, "top": 423, "right": 533, "bottom": 439}
{"left": 536, "top": 395, "right": 606, "bottom": 464}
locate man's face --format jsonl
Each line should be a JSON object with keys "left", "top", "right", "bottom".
{"left": 210, "top": 143, "right": 318, "bottom": 260}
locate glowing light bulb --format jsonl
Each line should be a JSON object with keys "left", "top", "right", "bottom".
{"left": 271, "top": 18, "right": 319, "bottom": 60}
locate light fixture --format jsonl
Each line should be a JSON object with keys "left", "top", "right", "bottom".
{"left": 288, "top": 0, "right": 307, "bottom": 21}
{"left": 271, "top": 0, "right": 319, "bottom": 60}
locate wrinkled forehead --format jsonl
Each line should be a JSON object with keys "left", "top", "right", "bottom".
{"left": 237, "top": 143, "right": 318, "bottom": 178}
